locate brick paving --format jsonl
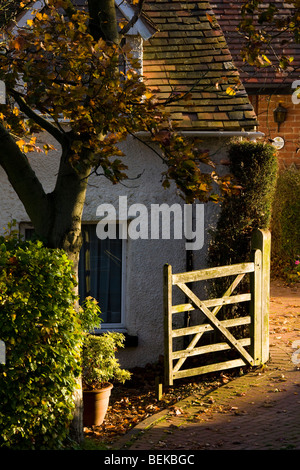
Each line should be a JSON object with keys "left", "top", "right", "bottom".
{"left": 113, "top": 281, "right": 300, "bottom": 451}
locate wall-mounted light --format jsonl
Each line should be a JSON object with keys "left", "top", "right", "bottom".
{"left": 273, "top": 103, "right": 288, "bottom": 131}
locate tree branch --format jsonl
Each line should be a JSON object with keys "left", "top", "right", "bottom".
{"left": 10, "top": 89, "right": 66, "bottom": 146}
{"left": 88, "top": 0, "right": 119, "bottom": 43}
{"left": 0, "top": 123, "right": 52, "bottom": 234}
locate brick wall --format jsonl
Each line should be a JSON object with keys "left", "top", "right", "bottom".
{"left": 250, "top": 94, "right": 300, "bottom": 169}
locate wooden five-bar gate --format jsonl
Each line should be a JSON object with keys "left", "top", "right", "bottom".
{"left": 163, "top": 229, "right": 271, "bottom": 387}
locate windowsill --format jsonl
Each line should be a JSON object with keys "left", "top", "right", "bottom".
{"left": 93, "top": 328, "right": 138, "bottom": 348}
{"left": 95, "top": 327, "right": 127, "bottom": 334}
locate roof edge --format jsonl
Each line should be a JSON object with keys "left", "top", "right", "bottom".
{"left": 135, "top": 130, "right": 264, "bottom": 139}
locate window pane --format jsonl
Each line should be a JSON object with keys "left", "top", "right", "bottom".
{"left": 78, "top": 225, "right": 122, "bottom": 324}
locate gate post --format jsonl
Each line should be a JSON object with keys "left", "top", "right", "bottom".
{"left": 163, "top": 264, "right": 173, "bottom": 386}
{"left": 250, "top": 229, "right": 271, "bottom": 365}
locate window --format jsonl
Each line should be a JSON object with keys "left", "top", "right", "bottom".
{"left": 79, "top": 224, "right": 125, "bottom": 329}
{"left": 21, "top": 222, "right": 125, "bottom": 329}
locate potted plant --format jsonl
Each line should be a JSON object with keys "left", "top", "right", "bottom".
{"left": 79, "top": 298, "right": 131, "bottom": 427}
{"left": 81, "top": 332, "right": 131, "bottom": 426}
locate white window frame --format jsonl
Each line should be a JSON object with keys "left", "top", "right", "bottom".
{"left": 83, "top": 221, "right": 127, "bottom": 333}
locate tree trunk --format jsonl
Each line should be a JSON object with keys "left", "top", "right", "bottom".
{"left": 0, "top": 0, "right": 122, "bottom": 446}
{"left": 44, "top": 150, "right": 92, "bottom": 444}
{"left": 47, "top": 148, "right": 91, "bottom": 267}
{"left": 88, "top": 0, "right": 119, "bottom": 44}
{"left": 0, "top": 124, "right": 52, "bottom": 233}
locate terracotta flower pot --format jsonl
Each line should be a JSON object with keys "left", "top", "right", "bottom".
{"left": 83, "top": 383, "right": 113, "bottom": 427}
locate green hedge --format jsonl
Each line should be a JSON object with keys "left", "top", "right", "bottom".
{"left": 0, "top": 237, "right": 82, "bottom": 449}
{"left": 271, "top": 167, "right": 300, "bottom": 282}
{"left": 209, "top": 141, "right": 278, "bottom": 267}
{"left": 208, "top": 140, "right": 278, "bottom": 303}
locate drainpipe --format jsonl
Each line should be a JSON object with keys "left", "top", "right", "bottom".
{"left": 135, "top": 130, "right": 264, "bottom": 141}
{"left": 184, "top": 204, "right": 195, "bottom": 340}
{"left": 178, "top": 131, "right": 264, "bottom": 140}
{"left": 185, "top": 249, "right": 193, "bottom": 330}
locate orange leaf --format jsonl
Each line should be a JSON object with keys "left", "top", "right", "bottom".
{"left": 226, "top": 86, "right": 236, "bottom": 96}
{"left": 16, "top": 139, "right": 26, "bottom": 149}
{"left": 13, "top": 37, "right": 26, "bottom": 51}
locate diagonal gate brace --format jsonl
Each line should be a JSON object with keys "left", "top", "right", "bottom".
{"left": 177, "top": 282, "right": 254, "bottom": 367}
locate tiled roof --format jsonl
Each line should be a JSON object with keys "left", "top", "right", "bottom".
{"left": 0, "top": 0, "right": 258, "bottom": 131}
{"left": 142, "top": 1, "right": 257, "bottom": 131}
{"left": 213, "top": 0, "right": 300, "bottom": 90}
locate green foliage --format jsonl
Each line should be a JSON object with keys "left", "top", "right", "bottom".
{"left": 0, "top": 236, "right": 82, "bottom": 449}
{"left": 79, "top": 296, "right": 102, "bottom": 333}
{"left": 208, "top": 141, "right": 278, "bottom": 309}
{"left": 238, "top": 1, "right": 299, "bottom": 67}
{"left": 209, "top": 140, "right": 278, "bottom": 268}
{"left": 271, "top": 167, "right": 300, "bottom": 283}
{"left": 82, "top": 332, "right": 131, "bottom": 390}
{"left": 78, "top": 292, "right": 131, "bottom": 390}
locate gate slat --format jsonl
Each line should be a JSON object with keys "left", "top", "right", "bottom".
{"left": 172, "top": 262, "right": 254, "bottom": 284}
{"left": 171, "top": 303, "right": 194, "bottom": 313}
{"left": 172, "top": 315, "right": 251, "bottom": 338}
{"left": 171, "top": 293, "right": 251, "bottom": 314}
{"left": 173, "top": 359, "right": 247, "bottom": 380}
{"left": 172, "top": 337, "right": 251, "bottom": 361}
